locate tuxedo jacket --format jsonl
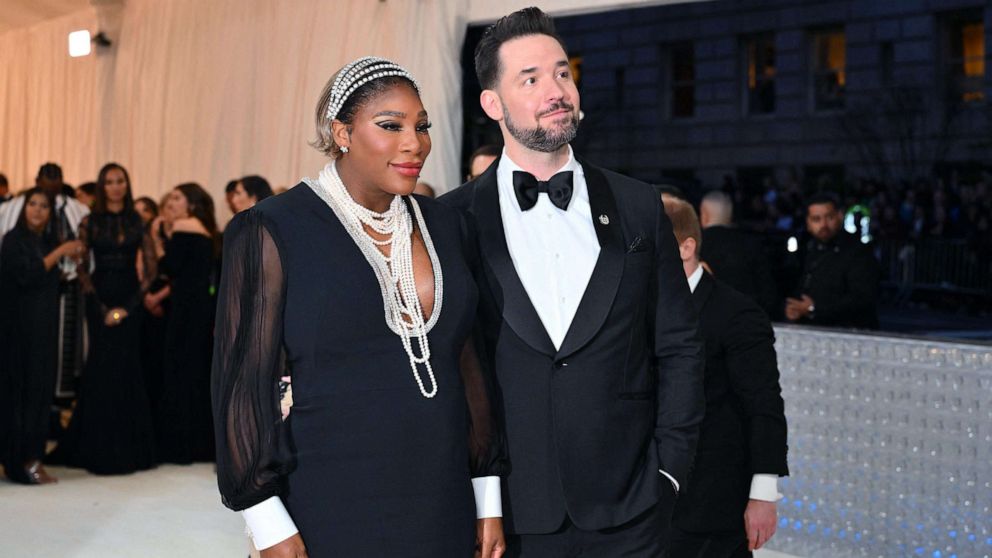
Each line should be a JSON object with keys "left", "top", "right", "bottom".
{"left": 440, "top": 157, "right": 704, "bottom": 534}
{"left": 673, "top": 272, "right": 789, "bottom": 534}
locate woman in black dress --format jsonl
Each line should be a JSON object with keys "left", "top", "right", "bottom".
{"left": 0, "top": 188, "right": 84, "bottom": 484}
{"left": 212, "top": 57, "right": 507, "bottom": 558}
{"left": 55, "top": 163, "right": 158, "bottom": 474}
{"left": 133, "top": 195, "right": 167, "bottom": 420}
{"left": 153, "top": 183, "right": 219, "bottom": 464}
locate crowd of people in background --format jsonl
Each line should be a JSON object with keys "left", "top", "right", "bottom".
{"left": 0, "top": 162, "right": 280, "bottom": 484}
{"left": 0, "top": 151, "right": 984, "bottom": 485}
{"left": 721, "top": 171, "right": 992, "bottom": 254}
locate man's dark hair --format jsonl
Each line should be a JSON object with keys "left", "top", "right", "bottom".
{"left": 469, "top": 144, "right": 501, "bottom": 164}
{"left": 0, "top": 173, "right": 8, "bottom": 188}
{"left": 37, "top": 162, "right": 63, "bottom": 182}
{"left": 78, "top": 182, "right": 96, "bottom": 196}
{"left": 805, "top": 192, "right": 840, "bottom": 212}
{"left": 474, "top": 7, "right": 568, "bottom": 91}
{"left": 239, "top": 175, "right": 274, "bottom": 202}
{"left": 224, "top": 179, "right": 238, "bottom": 194}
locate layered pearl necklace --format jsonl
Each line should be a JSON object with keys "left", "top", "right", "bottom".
{"left": 306, "top": 161, "right": 442, "bottom": 398}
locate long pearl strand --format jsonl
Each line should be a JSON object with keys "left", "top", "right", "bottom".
{"left": 307, "top": 161, "right": 443, "bottom": 398}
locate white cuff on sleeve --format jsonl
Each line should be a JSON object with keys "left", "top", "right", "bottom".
{"left": 658, "top": 469, "right": 680, "bottom": 494}
{"left": 471, "top": 476, "right": 502, "bottom": 518}
{"left": 241, "top": 496, "right": 299, "bottom": 551}
{"left": 749, "top": 474, "right": 782, "bottom": 502}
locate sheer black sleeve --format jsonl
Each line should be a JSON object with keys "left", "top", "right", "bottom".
{"left": 456, "top": 211, "right": 510, "bottom": 479}
{"left": 139, "top": 219, "right": 159, "bottom": 292}
{"left": 211, "top": 209, "right": 290, "bottom": 511}
{"left": 76, "top": 216, "right": 95, "bottom": 296}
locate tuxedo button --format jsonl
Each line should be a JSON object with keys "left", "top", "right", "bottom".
{"left": 554, "top": 361, "right": 568, "bottom": 369}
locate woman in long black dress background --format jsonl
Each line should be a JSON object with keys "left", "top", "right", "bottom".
{"left": 153, "top": 183, "right": 219, "bottom": 464}
{"left": 54, "top": 163, "right": 158, "bottom": 475}
{"left": 0, "top": 188, "right": 84, "bottom": 484}
{"left": 134, "top": 195, "right": 168, "bottom": 423}
{"left": 212, "top": 58, "right": 507, "bottom": 558}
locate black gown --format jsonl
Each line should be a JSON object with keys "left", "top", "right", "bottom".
{"left": 157, "top": 231, "right": 216, "bottom": 463}
{"left": 0, "top": 227, "right": 60, "bottom": 476}
{"left": 212, "top": 185, "right": 507, "bottom": 557}
{"left": 56, "top": 211, "right": 157, "bottom": 474}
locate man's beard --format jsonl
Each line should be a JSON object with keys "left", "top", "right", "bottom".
{"left": 503, "top": 101, "right": 579, "bottom": 153}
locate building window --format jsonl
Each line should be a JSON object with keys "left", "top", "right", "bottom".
{"left": 811, "top": 28, "right": 846, "bottom": 111}
{"left": 669, "top": 42, "right": 695, "bottom": 118}
{"left": 945, "top": 11, "right": 985, "bottom": 104}
{"left": 744, "top": 33, "right": 776, "bottom": 115}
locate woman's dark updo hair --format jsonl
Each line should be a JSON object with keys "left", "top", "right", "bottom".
{"left": 311, "top": 73, "right": 419, "bottom": 158}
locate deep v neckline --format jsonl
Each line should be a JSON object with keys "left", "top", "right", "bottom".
{"left": 365, "top": 217, "right": 436, "bottom": 324}
{"left": 305, "top": 177, "right": 444, "bottom": 334}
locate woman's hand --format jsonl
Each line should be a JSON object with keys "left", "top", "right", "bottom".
{"left": 57, "top": 239, "right": 86, "bottom": 258}
{"left": 475, "top": 517, "right": 505, "bottom": 558}
{"left": 259, "top": 533, "right": 307, "bottom": 558}
{"left": 104, "top": 307, "right": 128, "bottom": 327}
{"left": 144, "top": 286, "right": 170, "bottom": 310}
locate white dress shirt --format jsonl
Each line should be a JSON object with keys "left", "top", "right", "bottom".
{"left": 686, "top": 263, "right": 781, "bottom": 503}
{"left": 496, "top": 147, "right": 599, "bottom": 350}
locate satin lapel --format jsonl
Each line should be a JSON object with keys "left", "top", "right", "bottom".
{"left": 472, "top": 166, "right": 557, "bottom": 356}
{"left": 555, "top": 163, "right": 625, "bottom": 360}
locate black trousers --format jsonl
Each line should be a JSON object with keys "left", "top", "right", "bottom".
{"left": 668, "top": 527, "right": 751, "bottom": 558}
{"left": 507, "top": 504, "right": 668, "bottom": 558}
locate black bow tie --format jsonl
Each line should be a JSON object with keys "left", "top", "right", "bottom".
{"left": 513, "top": 171, "right": 574, "bottom": 211}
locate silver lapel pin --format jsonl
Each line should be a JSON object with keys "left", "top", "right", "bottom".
{"left": 598, "top": 214, "right": 610, "bottom": 225}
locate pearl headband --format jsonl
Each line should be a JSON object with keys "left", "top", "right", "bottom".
{"left": 325, "top": 56, "right": 421, "bottom": 121}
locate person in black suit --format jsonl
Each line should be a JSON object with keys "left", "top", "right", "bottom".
{"left": 663, "top": 198, "right": 789, "bottom": 558}
{"left": 699, "top": 190, "right": 779, "bottom": 319}
{"left": 441, "top": 8, "right": 704, "bottom": 556}
{"left": 785, "top": 193, "right": 880, "bottom": 329}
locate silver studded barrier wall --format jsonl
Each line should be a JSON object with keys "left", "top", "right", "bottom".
{"left": 765, "top": 325, "right": 992, "bottom": 558}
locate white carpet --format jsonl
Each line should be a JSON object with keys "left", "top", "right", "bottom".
{"left": 0, "top": 464, "right": 800, "bottom": 557}
{"left": 0, "top": 464, "right": 247, "bottom": 557}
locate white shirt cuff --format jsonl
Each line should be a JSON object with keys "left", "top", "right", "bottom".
{"left": 658, "top": 469, "right": 680, "bottom": 494}
{"left": 241, "top": 496, "right": 299, "bottom": 551}
{"left": 472, "top": 476, "right": 502, "bottom": 518}
{"left": 749, "top": 474, "right": 782, "bottom": 502}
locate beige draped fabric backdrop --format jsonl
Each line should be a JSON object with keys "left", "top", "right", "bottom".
{"left": 0, "top": 0, "right": 698, "bottom": 221}
{"left": 0, "top": 0, "right": 470, "bottom": 221}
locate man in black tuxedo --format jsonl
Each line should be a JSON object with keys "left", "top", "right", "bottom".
{"left": 441, "top": 8, "right": 704, "bottom": 556}
{"left": 663, "top": 198, "right": 789, "bottom": 558}
{"left": 785, "top": 193, "right": 879, "bottom": 329}
{"left": 699, "top": 191, "right": 780, "bottom": 319}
